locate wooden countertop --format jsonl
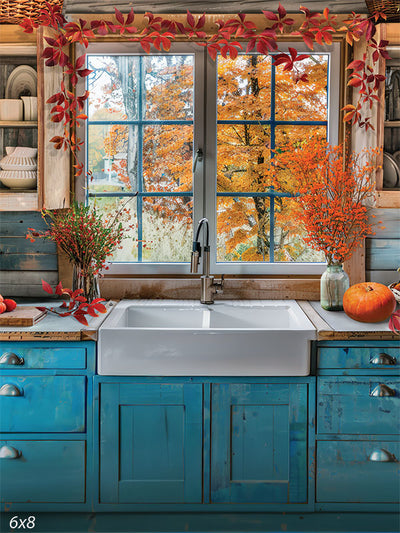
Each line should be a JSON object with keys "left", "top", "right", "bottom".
{"left": 0, "top": 300, "right": 397, "bottom": 342}
{"left": 0, "top": 301, "right": 116, "bottom": 341}
{"left": 298, "top": 301, "right": 399, "bottom": 341}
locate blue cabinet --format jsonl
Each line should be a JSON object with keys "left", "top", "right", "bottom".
{"left": 317, "top": 440, "right": 400, "bottom": 503}
{"left": 99, "top": 382, "right": 203, "bottom": 504}
{"left": 98, "top": 379, "right": 310, "bottom": 508}
{"left": 0, "top": 341, "right": 95, "bottom": 510}
{"left": 316, "top": 341, "right": 400, "bottom": 511}
{"left": 210, "top": 383, "right": 308, "bottom": 504}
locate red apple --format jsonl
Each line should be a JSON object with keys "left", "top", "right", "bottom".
{"left": 3, "top": 299, "right": 17, "bottom": 312}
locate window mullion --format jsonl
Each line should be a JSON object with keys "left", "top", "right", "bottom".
{"left": 137, "top": 56, "right": 144, "bottom": 262}
{"left": 204, "top": 52, "right": 218, "bottom": 269}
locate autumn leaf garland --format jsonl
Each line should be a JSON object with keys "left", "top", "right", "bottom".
{"left": 19, "top": 1, "right": 391, "bottom": 177}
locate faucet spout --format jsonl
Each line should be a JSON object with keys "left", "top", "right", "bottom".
{"left": 190, "top": 218, "right": 224, "bottom": 304}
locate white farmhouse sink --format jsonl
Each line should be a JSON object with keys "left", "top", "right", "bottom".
{"left": 98, "top": 300, "right": 316, "bottom": 376}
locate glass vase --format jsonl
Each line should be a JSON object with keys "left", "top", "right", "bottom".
{"left": 72, "top": 265, "right": 100, "bottom": 303}
{"left": 320, "top": 263, "right": 349, "bottom": 311}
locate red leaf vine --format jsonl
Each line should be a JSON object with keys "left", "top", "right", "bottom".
{"left": 20, "top": 1, "right": 390, "bottom": 175}
{"left": 38, "top": 279, "right": 108, "bottom": 326}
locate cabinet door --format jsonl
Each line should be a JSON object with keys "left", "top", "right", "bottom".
{"left": 211, "top": 383, "right": 308, "bottom": 504}
{"left": 100, "top": 382, "right": 203, "bottom": 504}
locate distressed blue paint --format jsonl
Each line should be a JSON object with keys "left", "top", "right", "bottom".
{"left": 0, "top": 343, "right": 87, "bottom": 369}
{"left": 0, "top": 440, "right": 86, "bottom": 504}
{"left": 1, "top": 336, "right": 399, "bottom": 520}
{"left": 99, "top": 381, "right": 202, "bottom": 504}
{"left": 318, "top": 344, "right": 400, "bottom": 370}
{"left": 0, "top": 341, "right": 95, "bottom": 512}
{"left": 0, "top": 253, "right": 57, "bottom": 271}
{"left": 0, "top": 236, "right": 56, "bottom": 254}
{"left": 0, "top": 375, "right": 86, "bottom": 433}
{"left": 366, "top": 238, "right": 400, "bottom": 271}
{"left": 210, "top": 383, "right": 308, "bottom": 504}
{"left": 317, "top": 377, "right": 400, "bottom": 435}
{"left": 315, "top": 340, "right": 400, "bottom": 513}
{"left": 1, "top": 511, "right": 400, "bottom": 532}
{"left": 316, "top": 440, "right": 400, "bottom": 503}
{"left": 0, "top": 212, "right": 51, "bottom": 236}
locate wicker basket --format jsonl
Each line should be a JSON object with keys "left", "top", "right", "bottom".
{"left": 0, "top": 1, "right": 64, "bottom": 24}
{"left": 366, "top": 0, "right": 400, "bottom": 22}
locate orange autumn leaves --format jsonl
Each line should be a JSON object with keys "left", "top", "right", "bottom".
{"left": 273, "top": 138, "right": 381, "bottom": 265}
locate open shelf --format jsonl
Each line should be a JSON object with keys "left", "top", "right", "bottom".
{"left": 0, "top": 121, "right": 38, "bottom": 128}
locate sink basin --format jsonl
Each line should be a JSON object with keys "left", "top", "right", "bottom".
{"left": 99, "top": 300, "right": 316, "bottom": 376}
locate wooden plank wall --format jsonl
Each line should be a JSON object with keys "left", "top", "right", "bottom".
{"left": 0, "top": 211, "right": 58, "bottom": 297}
{"left": 366, "top": 208, "right": 400, "bottom": 285}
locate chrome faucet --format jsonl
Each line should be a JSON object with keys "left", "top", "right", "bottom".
{"left": 190, "top": 218, "right": 224, "bottom": 304}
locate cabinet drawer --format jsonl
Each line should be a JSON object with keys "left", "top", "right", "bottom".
{"left": 0, "top": 343, "right": 86, "bottom": 369}
{"left": 317, "top": 440, "right": 400, "bottom": 503}
{"left": 317, "top": 377, "right": 400, "bottom": 435}
{"left": 0, "top": 376, "right": 86, "bottom": 433}
{"left": 0, "top": 440, "right": 85, "bottom": 503}
{"left": 318, "top": 345, "right": 399, "bottom": 370}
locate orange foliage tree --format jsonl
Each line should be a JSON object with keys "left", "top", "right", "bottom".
{"left": 216, "top": 54, "right": 328, "bottom": 262}
{"left": 87, "top": 51, "right": 331, "bottom": 262}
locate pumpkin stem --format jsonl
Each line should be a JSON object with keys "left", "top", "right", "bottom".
{"left": 366, "top": 285, "right": 374, "bottom": 291}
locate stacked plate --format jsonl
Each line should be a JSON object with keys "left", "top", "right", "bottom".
{"left": 383, "top": 151, "right": 400, "bottom": 188}
{"left": 0, "top": 146, "right": 37, "bottom": 189}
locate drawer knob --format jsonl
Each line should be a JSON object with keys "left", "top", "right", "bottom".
{"left": 0, "top": 446, "right": 21, "bottom": 459}
{"left": 370, "top": 384, "right": 396, "bottom": 397}
{"left": 369, "top": 449, "right": 397, "bottom": 463}
{"left": 370, "top": 353, "right": 397, "bottom": 366}
{"left": 0, "top": 384, "right": 23, "bottom": 396}
{"left": 0, "top": 352, "right": 24, "bottom": 366}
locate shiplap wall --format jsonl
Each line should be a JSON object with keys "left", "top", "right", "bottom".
{"left": 0, "top": 211, "right": 58, "bottom": 298}
{"left": 0, "top": 208, "right": 397, "bottom": 299}
{"left": 367, "top": 208, "right": 400, "bottom": 284}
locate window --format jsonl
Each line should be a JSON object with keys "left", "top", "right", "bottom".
{"left": 85, "top": 42, "right": 340, "bottom": 274}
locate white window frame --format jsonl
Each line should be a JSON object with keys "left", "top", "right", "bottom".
{"left": 82, "top": 41, "right": 341, "bottom": 276}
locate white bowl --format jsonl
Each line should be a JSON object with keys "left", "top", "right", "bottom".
{"left": 0, "top": 169, "right": 37, "bottom": 189}
{"left": 0, "top": 146, "right": 37, "bottom": 170}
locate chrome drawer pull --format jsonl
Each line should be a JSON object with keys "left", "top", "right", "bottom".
{"left": 370, "top": 384, "right": 396, "bottom": 397}
{"left": 369, "top": 449, "right": 397, "bottom": 462}
{"left": 0, "top": 384, "right": 23, "bottom": 396}
{"left": 0, "top": 446, "right": 21, "bottom": 459}
{"left": 370, "top": 353, "right": 397, "bottom": 366}
{"left": 0, "top": 352, "right": 24, "bottom": 366}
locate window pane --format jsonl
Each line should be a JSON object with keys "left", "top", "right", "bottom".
{"left": 217, "top": 55, "right": 271, "bottom": 120}
{"left": 143, "top": 55, "right": 194, "bottom": 120}
{"left": 142, "top": 197, "right": 193, "bottom": 262}
{"left": 216, "top": 196, "right": 325, "bottom": 263}
{"left": 275, "top": 125, "right": 326, "bottom": 149}
{"left": 217, "top": 124, "right": 271, "bottom": 192}
{"left": 89, "top": 196, "right": 139, "bottom": 262}
{"left": 273, "top": 197, "right": 325, "bottom": 262}
{"left": 87, "top": 55, "right": 139, "bottom": 120}
{"left": 143, "top": 124, "right": 193, "bottom": 192}
{"left": 88, "top": 124, "right": 135, "bottom": 192}
{"left": 275, "top": 55, "right": 328, "bottom": 121}
{"left": 217, "top": 196, "right": 271, "bottom": 262}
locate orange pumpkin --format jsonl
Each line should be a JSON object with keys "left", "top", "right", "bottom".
{"left": 343, "top": 282, "right": 396, "bottom": 323}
